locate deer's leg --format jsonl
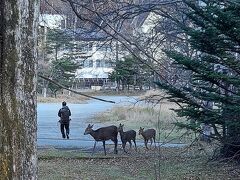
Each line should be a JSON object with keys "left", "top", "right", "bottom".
{"left": 150, "top": 138, "right": 153, "bottom": 147}
{"left": 92, "top": 141, "right": 97, "bottom": 155}
{"left": 153, "top": 135, "right": 156, "bottom": 148}
{"left": 103, "top": 141, "right": 106, "bottom": 155}
{"left": 114, "top": 138, "right": 118, "bottom": 154}
{"left": 129, "top": 141, "right": 132, "bottom": 149}
{"left": 145, "top": 139, "right": 149, "bottom": 149}
{"left": 133, "top": 139, "right": 137, "bottom": 151}
{"left": 122, "top": 142, "right": 127, "bottom": 153}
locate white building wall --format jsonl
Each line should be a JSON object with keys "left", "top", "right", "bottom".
{"left": 39, "top": 14, "right": 66, "bottom": 29}
{"left": 75, "top": 43, "right": 116, "bottom": 79}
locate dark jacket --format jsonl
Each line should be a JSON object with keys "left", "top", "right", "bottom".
{"left": 58, "top": 106, "right": 71, "bottom": 124}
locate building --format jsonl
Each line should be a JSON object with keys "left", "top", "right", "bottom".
{"left": 39, "top": 10, "right": 149, "bottom": 91}
{"left": 39, "top": 14, "right": 124, "bottom": 90}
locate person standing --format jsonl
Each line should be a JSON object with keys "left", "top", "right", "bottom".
{"left": 58, "top": 101, "right": 71, "bottom": 139}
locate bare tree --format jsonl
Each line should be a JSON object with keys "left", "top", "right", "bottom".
{"left": 40, "top": 0, "right": 183, "bottom": 81}
{"left": 0, "top": 0, "right": 39, "bottom": 179}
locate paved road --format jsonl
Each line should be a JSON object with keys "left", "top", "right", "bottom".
{"left": 37, "top": 96, "right": 137, "bottom": 148}
{"left": 37, "top": 96, "right": 186, "bottom": 149}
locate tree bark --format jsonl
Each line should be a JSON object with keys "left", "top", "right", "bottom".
{"left": 0, "top": 0, "right": 39, "bottom": 179}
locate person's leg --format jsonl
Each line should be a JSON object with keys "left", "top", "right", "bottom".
{"left": 65, "top": 123, "right": 70, "bottom": 139}
{"left": 60, "top": 124, "right": 65, "bottom": 138}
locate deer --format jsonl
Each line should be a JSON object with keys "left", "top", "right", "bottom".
{"left": 139, "top": 127, "right": 156, "bottom": 149}
{"left": 117, "top": 123, "right": 137, "bottom": 153}
{"left": 84, "top": 124, "right": 118, "bottom": 155}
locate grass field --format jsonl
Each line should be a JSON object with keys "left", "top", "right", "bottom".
{"left": 92, "top": 99, "right": 193, "bottom": 144}
{"left": 38, "top": 143, "right": 240, "bottom": 180}
{"left": 37, "top": 94, "right": 89, "bottom": 103}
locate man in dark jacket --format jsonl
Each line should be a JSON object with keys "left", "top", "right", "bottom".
{"left": 58, "top": 101, "right": 71, "bottom": 139}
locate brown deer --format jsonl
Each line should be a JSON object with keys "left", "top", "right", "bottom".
{"left": 84, "top": 124, "right": 118, "bottom": 155}
{"left": 117, "top": 123, "right": 137, "bottom": 153}
{"left": 139, "top": 127, "right": 156, "bottom": 149}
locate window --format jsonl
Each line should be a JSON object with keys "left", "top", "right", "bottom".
{"left": 105, "top": 60, "right": 114, "bottom": 68}
{"left": 84, "top": 59, "right": 93, "bottom": 67}
{"left": 96, "top": 59, "right": 101, "bottom": 67}
{"left": 89, "top": 60, "right": 93, "bottom": 67}
{"left": 96, "top": 59, "right": 105, "bottom": 67}
{"left": 95, "top": 44, "right": 112, "bottom": 52}
{"left": 79, "top": 42, "right": 93, "bottom": 52}
{"left": 88, "top": 42, "right": 93, "bottom": 51}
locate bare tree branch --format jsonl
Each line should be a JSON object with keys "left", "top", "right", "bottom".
{"left": 39, "top": 75, "right": 115, "bottom": 103}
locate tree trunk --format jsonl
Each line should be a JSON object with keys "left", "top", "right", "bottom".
{"left": 0, "top": 0, "right": 39, "bottom": 179}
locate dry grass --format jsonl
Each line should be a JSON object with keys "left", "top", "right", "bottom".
{"left": 37, "top": 94, "right": 88, "bottom": 103}
{"left": 38, "top": 143, "right": 240, "bottom": 180}
{"left": 93, "top": 100, "right": 193, "bottom": 143}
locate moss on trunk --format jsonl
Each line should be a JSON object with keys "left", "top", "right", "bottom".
{"left": 0, "top": 0, "right": 39, "bottom": 179}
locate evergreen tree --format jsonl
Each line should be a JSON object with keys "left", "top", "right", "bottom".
{"left": 46, "top": 29, "right": 75, "bottom": 58}
{"left": 49, "top": 57, "right": 80, "bottom": 97}
{"left": 109, "top": 56, "right": 150, "bottom": 90}
{"left": 38, "top": 29, "right": 80, "bottom": 96}
{"left": 157, "top": 0, "right": 240, "bottom": 157}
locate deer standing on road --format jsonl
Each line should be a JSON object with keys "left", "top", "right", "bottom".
{"left": 84, "top": 124, "right": 118, "bottom": 155}
{"left": 139, "top": 127, "right": 156, "bottom": 149}
{"left": 117, "top": 123, "right": 137, "bottom": 153}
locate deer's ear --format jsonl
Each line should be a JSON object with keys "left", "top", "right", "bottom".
{"left": 119, "top": 123, "right": 122, "bottom": 126}
{"left": 91, "top": 124, "right": 94, "bottom": 128}
{"left": 88, "top": 124, "right": 91, "bottom": 127}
